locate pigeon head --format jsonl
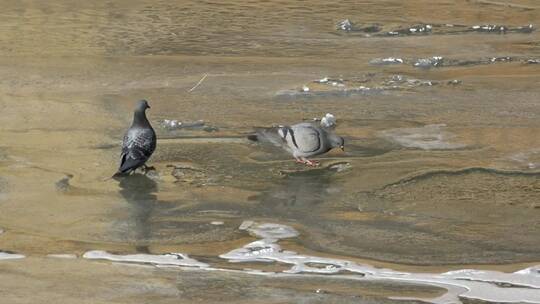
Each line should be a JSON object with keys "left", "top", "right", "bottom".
{"left": 136, "top": 99, "right": 151, "bottom": 112}
{"left": 132, "top": 99, "right": 152, "bottom": 127}
{"left": 329, "top": 134, "right": 345, "bottom": 151}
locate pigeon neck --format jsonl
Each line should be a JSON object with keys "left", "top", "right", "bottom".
{"left": 328, "top": 133, "right": 341, "bottom": 148}
{"left": 132, "top": 109, "right": 150, "bottom": 128}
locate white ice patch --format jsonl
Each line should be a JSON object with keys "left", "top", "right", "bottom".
{"left": 83, "top": 250, "right": 208, "bottom": 268}
{"left": 0, "top": 252, "right": 25, "bottom": 260}
{"left": 379, "top": 124, "right": 466, "bottom": 150}
{"left": 47, "top": 253, "right": 78, "bottom": 259}
{"left": 221, "top": 221, "right": 540, "bottom": 304}
{"left": 370, "top": 57, "right": 404, "bottom": 65}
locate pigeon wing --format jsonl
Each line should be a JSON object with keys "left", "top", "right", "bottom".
{"left": 290, "top": 124, "right": 321, "bottom": 153}
{"left": 118, "top": 128, "right": 156, "bottom": 173}
{"left": 252, "top": 127, "right": 292, "bottom": 150}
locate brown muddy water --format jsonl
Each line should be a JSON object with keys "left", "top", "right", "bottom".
{"left": 1, "top": 1, "right": 540, "bottom": 303}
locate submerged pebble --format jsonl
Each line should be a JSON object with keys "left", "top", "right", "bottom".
{"left": 328, "top": 162, "right": 351, "bottom": 172}
{"left": 168, "top": 163, "right": 209, "bottom": 185}
{"left": 55, "top": 174, "right": 73, "bottom": 192}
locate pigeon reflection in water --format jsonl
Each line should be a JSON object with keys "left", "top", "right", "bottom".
{"left": 256, "top": 165, "right": 342, "bottom": 215}
{"left": 118, "top": 173, "right": 157, "bottom": 253}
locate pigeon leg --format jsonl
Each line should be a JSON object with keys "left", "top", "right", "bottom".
{"left": 141, "top": 164, "right": 156, "bottom": 174}
{"left": 304, "top": 159, "right": 320, "bottom": 167}
{"left": 297, "top": 157, "right": 319, "bottom": 167}
{"left": 309, "top": 159, "right": 320, "bottom": 166}
{"left": 295, "top": 157, "right": 307, "bottom": 165}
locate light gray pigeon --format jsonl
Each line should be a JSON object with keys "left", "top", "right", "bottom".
{"left": 114, "top": 100, "right": 156, "bottom": 177}
{"left": 249, "top": 122, "right": 344, "bottom": 166}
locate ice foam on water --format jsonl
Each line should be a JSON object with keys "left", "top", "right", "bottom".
{"left": 83, "top": 250, "right": 209, "bottom": 268}
{"left": 221, "top": 221, "right": 540, "bottom": 304}
{"left": 414, "top": 56, "right": 444, "bottom": 68}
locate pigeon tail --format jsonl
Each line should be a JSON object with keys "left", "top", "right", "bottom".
{"left": 112, "top": 171, "right": 129, "bottom": 179}
{"left": 247, "top": 134, "right": 259, "bottom": 142}
{"left": 249, "top": 127, "right": 287, "bottom": 147}
{"left": 118, "top": 151, "right": 148, "bottom": 174}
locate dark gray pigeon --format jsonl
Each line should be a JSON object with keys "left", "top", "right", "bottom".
{"left": 114, "top": 100, "right": 156, "bottom": 177}
{"left": 249, "top": 122, "right": 344, "bottom": 166}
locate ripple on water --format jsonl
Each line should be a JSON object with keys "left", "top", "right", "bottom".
{"left": 375, "top": 167, "right": 540, "bottom": 209}
{"left": 378, "top": 124, "right": 466, "bottom": 150}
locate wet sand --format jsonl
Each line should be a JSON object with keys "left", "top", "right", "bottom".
{"left": 1, "top": 0, "right": 540, "bottom": 303}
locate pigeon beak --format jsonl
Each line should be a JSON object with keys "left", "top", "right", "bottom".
{"left": 340, "top": 145, "right": 345, "bottom": 151}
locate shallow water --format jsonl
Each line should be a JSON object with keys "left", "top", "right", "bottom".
{"left": 1, "top": 0, "right": 540, "bottom": 303}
